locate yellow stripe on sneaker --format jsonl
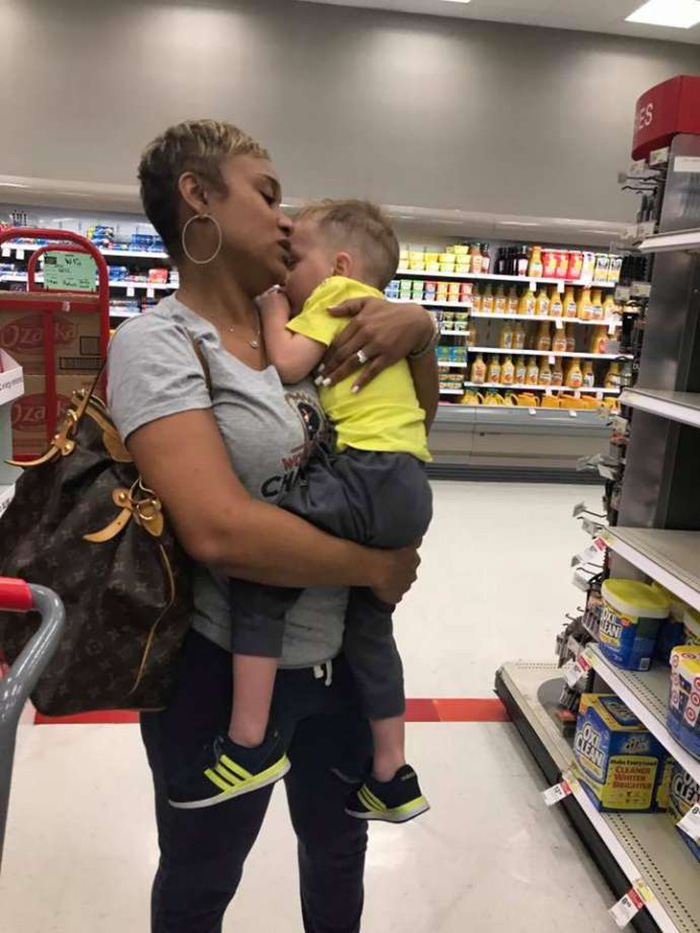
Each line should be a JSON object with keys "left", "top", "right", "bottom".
{"left": 216, "top": 762, "right": 243, "bottom": 784}
{"left": 205, "top": 768, "right": 236, "bottom": 792}
{"left": 220, "top": 754, "right": 253, "bottom": 781}
{"left": 361, "top": 786, "right": 388, "bottom": 811}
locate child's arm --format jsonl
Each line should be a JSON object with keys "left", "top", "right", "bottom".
{"left": 409, "top": 352, "right": 440, "bottom": 431}
{"left": 258, "top": 288, "right": 326, "bottom": 384}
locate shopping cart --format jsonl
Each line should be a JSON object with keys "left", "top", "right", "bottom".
{"left": 0, "top": 577, "right": 65, "bottom": 874}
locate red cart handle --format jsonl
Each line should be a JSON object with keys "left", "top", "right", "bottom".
{"left": 0, "top": 578, "right": 33, "bottom": 612}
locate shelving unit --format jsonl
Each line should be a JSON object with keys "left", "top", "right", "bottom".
{"left": 396, "top": 267, "right": 616, "bottom": 287}
{"left": 461, "top": 381, "right": 618, "bottom": 394}
{"left": 601, "top": 527, "right": 700, "bottom": 614}
{"left": 584, "top": 645, "right": 700, "bottom": 786}
{"left": 496, "top": 663, "right": 700, "bottom": 933}
{"left": 467, "top": 347, "right": 632, "bottom": 361}
{"left": 621, "top": 390, "right": 700, "bottom": 430}
{"left": 469, "top": 311, "right": 620, "bottom": 327}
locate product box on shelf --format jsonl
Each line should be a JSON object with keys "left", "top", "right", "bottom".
{"left": 0, "top": 302, "right": 101, "bottom": 375}
{"left": 11, "top": 373, "right": 95, "bottom": 457}
{"left": 668, "top": 761, "right": 700, "bottom": 864}
{"left": 574, "top": 694, "right": 670, "bottom": 812}
{"left": 668, "top": 646, "right": 700, "bottom": 760}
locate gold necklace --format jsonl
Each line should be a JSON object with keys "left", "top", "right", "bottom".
{"left": 225, "top": 313, "right": 261, "bottom": 349}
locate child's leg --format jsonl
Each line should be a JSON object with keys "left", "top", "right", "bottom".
{"left": 230, "top": 654, "right": 279, "bottom": 747}
{"left": 369, "top": 714, "right": 406, "bottom": 782}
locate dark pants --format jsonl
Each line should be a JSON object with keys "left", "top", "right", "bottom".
{"left": 141, "top": 630, "right": 373, "bottom": 933}
{"left": 230, "top": 448, "right": 433, "bottom": 719}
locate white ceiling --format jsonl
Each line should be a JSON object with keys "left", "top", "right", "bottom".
{"left": 295, "top": 0, "right": 700, "bottom": 44}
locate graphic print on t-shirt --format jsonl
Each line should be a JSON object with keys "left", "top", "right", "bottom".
{"left": 259, "top": 390, "right": 326, "bottom": 500}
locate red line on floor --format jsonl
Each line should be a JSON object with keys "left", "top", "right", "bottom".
{"left": 35, "top": 698, "right": 509, "bottom": 726}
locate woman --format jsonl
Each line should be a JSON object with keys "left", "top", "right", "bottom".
{"left": 108, "top": 119, "right": 437, "bottom": 932}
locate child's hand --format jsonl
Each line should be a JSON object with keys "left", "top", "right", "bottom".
{"left": 256, "top": 284, "right": 291, "bottom": 319}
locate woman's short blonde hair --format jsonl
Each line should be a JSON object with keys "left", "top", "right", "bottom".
{"left": 138, "top": 119, "right": 270, "bottom": 258}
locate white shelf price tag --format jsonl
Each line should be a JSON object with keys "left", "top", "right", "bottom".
{"left": 677, "top": 803, "right": 700, "bottom": 841}
{"left": 554, "top": 318, "right": 564, "bottom": 330}
{"left": 563, "top": 652, "right": 592, "bottom": 688}
{"left": 126, "top": 286, "right": 136, "bottom": 298}
{"left": 609, "top": 889, "right": 644, "bottom": 928}
{"left": 557, "top": 281, "right": 565, "bottom": 294}
{"left": 608, "top": 320, "right": 618, "bottom": 337}
{"left": 16, "top": 248, "right": 24, "bottom": 261}
{"left": 548, "top": 354, "right": 555, "bottom": 365}
{"left": 542, "top": 778, "right": 574, "bottom": 807}
{"left": 147, "top": 287, "right": 155, "bottom": 299}
{"left": 529, "top": 280, "right": 537, "bottom": 293}
{"left": 1, "top": 247, "right": 10, "bottom": 258}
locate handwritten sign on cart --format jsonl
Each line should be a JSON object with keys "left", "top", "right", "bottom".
{"left": 43, "top": 252, "right": 96, "bottom": 292}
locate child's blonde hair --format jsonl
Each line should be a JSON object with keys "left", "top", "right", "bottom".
{"left": 296, "top": 199, "right": 399, "bottom": 290}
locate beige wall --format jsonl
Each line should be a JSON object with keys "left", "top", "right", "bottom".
{"left": 1, "top": 0, "right": 699, "bottom": 220}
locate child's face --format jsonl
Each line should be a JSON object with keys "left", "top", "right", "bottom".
{"left": 285, "top": 220, "right": 337, "bottom": 314}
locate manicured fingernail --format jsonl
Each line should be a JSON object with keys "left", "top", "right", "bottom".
{"left": 314, "top": 375, "right": 324, "bottom": 386}
{"left": 351, "top": 385, "right": 360, "bottom": 394}
{"left": 322, "top": 378, "right": 332, "bottom": 387}
{"left": 317, "top": 363, "right": 325, "bottom": 373}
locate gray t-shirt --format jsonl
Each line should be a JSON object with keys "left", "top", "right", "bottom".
{"left": 107, "top": 294, "right": 348, "bottom": 668}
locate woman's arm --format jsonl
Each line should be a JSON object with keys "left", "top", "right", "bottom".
{"left": 320, "top": 299, "right": 436, "bottom": 391}
{"left": 128, "top": 408, "right": 419, "bottom": 604}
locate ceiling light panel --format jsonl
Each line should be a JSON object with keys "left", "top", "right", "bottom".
{"left": 626, "top": 0, "right": 700, "bottom": 29}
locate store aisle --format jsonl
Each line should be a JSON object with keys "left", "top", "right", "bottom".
{"left": 1, "top": 481, "right": 618, "bottom": 933}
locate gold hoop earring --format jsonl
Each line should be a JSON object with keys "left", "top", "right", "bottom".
{"left": 181, "top": 213, "right": 223, "bottom": 265}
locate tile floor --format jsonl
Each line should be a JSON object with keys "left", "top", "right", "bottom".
{"left": 1, "top": 482, "right": 622, "bottom": 932}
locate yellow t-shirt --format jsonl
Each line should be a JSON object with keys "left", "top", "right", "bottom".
{"left": 286, "top": 276, "right": 431, "bottom": 462}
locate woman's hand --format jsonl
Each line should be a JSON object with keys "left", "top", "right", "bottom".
{"left": 369, "top": 545, "right": 421, "bottom": 605}
{"left": 319, "top": 299, "right": 434, "bottom": 391}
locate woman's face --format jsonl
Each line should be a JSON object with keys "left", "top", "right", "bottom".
{"left": 204, "top": 155, "right": 293, "bottom": 296}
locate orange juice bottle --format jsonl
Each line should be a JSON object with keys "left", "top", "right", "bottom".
{"left": 513, "top": 322, "right": 526, "bottom": 350}
{"left": 535, "top": 322, "right": 552, "bottom": 352}
{"left": 590, "top": 325, "right": 607, "bottom": 355}
{"left": 472, "top": 286, "right": 483, "bottom": 313}
{"left": 590, "top": 288, "right": 604, "bottom": 321}
{"left": 577, "top": 287, "right": 593, "bottom": 321}
{"left": 562, "top": 286, "right": 577, "bottom": 320}
{"left": 565, "top": 358, "right": 583, "bottom": 389}
{"left": 528, "top": 245, "right": 544, "bottom": 279}
{"left": 500, "top": 322, "right": 514, "bottom": 349}
{"left": 552, "top": 326, "right": 568, "bottom": 353}
{"left": 526, "top": 357, "right": 540, "bottom": 385}
{"left": 605, "top": 362, "right": 621, "bottom": 389}
{"left": 481, "top": 284, "right": 494, "bottom": 314}
{"left": 582, "top": 361, "right": 595, "bottom": 387}
{"left": 501, "top": 355, "right": 515, "bottom": 385}
{"left": 538, "top": 359, "right": 552, "bottom": 386}
{"left": 487, "top": 354, "right": 502, "bottom": 383}
{"left": 551, "top": 359, "right": 564, "bottom": 386}
{"left": 549, "top": 286, "right": 563, "bottom": 318}
{"left": 494, "top": 285, "right": 507, "bottom": 314}
{"left": 514, "top": 356, "right": 527, "bottom": 384}
{"left": 535, "top": 288, "right": 550, "bottom": 317}
{"left": 470, "top": 352, "right": 487, "bottom": 384}
{"left": 519, "top": 286, "right": 536, "bottom": 316}
{"left": 470, "top": 243, "right": 483, "bottom": 274}
{"left": 602, "top": 293, "right": 617, "bottom": 321}
{"left": 565, "top": 324, "right": 576, "bottom": 353}
{"left": 506, "top": 286, "right": 519, "bottom": 314}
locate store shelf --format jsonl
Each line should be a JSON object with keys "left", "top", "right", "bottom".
{"left": 462, "top": 381, "right": 619, "bottom": 394}
{"left": 585, "top": 645, "right": 700, "bottom": 786}
{"left": 621, "top": 389, "right": 700, "bottom": 430}
{"left": 396, "top": 268, "right": 616, "bottom": 288}
{"left": 1, "top": 272, "right": 173, "bottom": 291}
{"left": 497, "top": 661, "right": 700, "bottom": 933}
{"left": 469, "top": 311, "right": 620, "bottom": 327}
{"left": 441, "top": 329, "right": 469, "bottom": 336}
{"left": 0, "top": 484, "right": 14, "bottom": 519}
{"left": 438, "top": 361, "right": 467, "bottom": 368}
{"left": 388, "top": 297, "right": 473, "bottom": 309}
{"left": 438, "top": 388, "right": 463, "bottom": 395}
{"left": 639, "top": 229, "right": 700, "bottom": 254}
{"left": 109, "top": 308, "right": 140, "bottom": 319}
{"left": 601, "top": 527, "right": 700, "bottom": 614}
{"left": 1, "top": 241, "right": 170, "bottom": 261}
{"left": 468, "top": 346, "right": 632, "bottom": 361}
{"left": 436, "top": 404, "right": 610, "bottom": 433}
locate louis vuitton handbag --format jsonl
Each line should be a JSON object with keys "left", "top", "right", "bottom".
{"left": 0, "top": 373, "right": 194, "bottom": 716}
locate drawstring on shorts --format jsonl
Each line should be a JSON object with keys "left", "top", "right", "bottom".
{"left": 313, "top": 659, "right": 334, "bottom": 687}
